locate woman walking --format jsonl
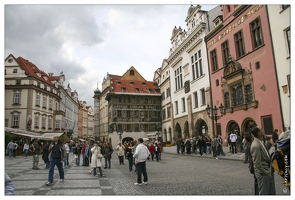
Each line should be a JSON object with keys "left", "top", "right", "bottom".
{"left": 91, "top": 142, "right": 105, "bottom": 177}
{"left": 23, "top": 142, "right": 29, "bottom": 158}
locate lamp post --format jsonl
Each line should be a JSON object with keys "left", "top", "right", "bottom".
{"left": 206, "top": 103, "right": 226, "bottom": 137}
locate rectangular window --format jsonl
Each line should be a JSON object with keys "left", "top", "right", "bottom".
{"left": 224, "top": 92, "right": 230, "bottom": 108}
{"left": 16, "top": 80, "right": 21, "bottom": 85}
{"left": 286, "top": 28, "right": 290, "bottom": 55}
{"left": 262, "top": 115, "right": 273, "bottom": 136}
{"left": 232, "top": 85, "right": 244, "bottom": 106}
{"left": 12, "top": 116, "right": 19, "bottom": 127}
{"left": 13, "top": 93, "right": 21, "bottom": 104}
{"left": 55, "top": 120, "right": 60, "bottom": 129}
{"left": 175, "top": 101, "right": 178, "bottom": 115}
{"left": 117, "top": 110, "right": 122, "bottom": 117}
{"left": 42, "top": 117, "right": 46, "bottom": 128}
{"left": 167, "top": 107, "right": 171, "bottom": 118}
{"left": 162, "top": 109, "right": 166, "bottom": 120}
{"left": 13, "top": 69, "right": 17, "bottom": 73}
{"left": 42, "top": 96, "right": 47, "bottom": 108}
{"left": 182, "top": 97, "right": 186, "bottom": 112}
{"left": 245, "top": 85, "right": 253, "bottom": 103}
{"left": 201, "top": 89, "right": 206, "bottom": 105}
{"left": 234, "top": 30, "right": 246, "bottom": 58}
{"left": 36, "top": 93, "right": 40, "bottom": 106}
{"left": 166, "top": 87, "right": 170, "bottom": 97}
{"left": 35, "top": 116, "right": 39, "bottom": 128}
{"left": 49, "top": 99, "right": 53, "bottom": 109}
{"left": 127, "top": 110, "right": 131, "bottom": 117}
{"left": 221, "top": 40, "right": 230, "bottom": 66}
{"left": 48, "top": 118, "right": 52, "bottom": 129}
{"left": 161, "top": 92, "right": 165, "bottom": 100}
{"left": 250, "top": 18, "right": 263, "bottom": 49}
{"left": 210, "top": 49, "right": 218, "bottom": 72}
{"left": 191, "top": 50, "right": 203, "bottom": 80}
{"left": 174, "top": 66, "right": 183, "bottom": 91}
{"left": 194, "top": 92, "right": 198, "bottom": 108}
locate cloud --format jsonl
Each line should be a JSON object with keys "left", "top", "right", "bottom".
{"left": 4, "top": 4, "right": 217, "bottom": 108}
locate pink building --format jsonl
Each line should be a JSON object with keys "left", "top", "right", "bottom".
{"left": 205, "top": 5, "right": 283, "bottom": 139}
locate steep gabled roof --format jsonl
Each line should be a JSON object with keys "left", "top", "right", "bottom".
{"left": 111, "top": 79, "right": 160, "bottom": 94}
{"left": 16, "top": 56, "right": 55, "bottom": 86}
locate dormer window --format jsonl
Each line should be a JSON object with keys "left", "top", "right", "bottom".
{"left": 135, "top": 88, "right": 140, "bottom": 93}
{"left": 122, "top": 87, "right": 126, "bottom": 92}
{"left": 130, "top": 82, "right": 134, "bottom": 85}
{"left": 142, "top": 82, "right": 146, "bottom": 86}
{"left": 117, "top": 81, "right": 121, "bottom": 85}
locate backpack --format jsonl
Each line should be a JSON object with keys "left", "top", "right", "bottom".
{"left": 270, "top": 138, "right": 290, "bottom": 189}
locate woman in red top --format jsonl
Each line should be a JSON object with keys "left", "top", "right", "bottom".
{"left": 149, "top": 142, "right": 155, "bottom": 161}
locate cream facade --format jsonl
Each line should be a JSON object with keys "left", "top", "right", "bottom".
{"left": 267, "top": 5, "right": 290, "bottom": 131}
{"left": 167, "top": 5, "right": 221, "bottom": 139}
{"left": 5, "top": 54, "right": 79, "bottom": 140}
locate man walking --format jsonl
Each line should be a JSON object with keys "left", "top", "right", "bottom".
{"left": 46, "top": 135, "right": 66, "bottom": 186}
{"left": 133, "top": 138, "right": 150, "bottom": 186}
{"left": 230, "top": 130, "right": 237, "bottom": 153}
{"left": 250, "top": 127, "right": 276, "bottom": 195}
{"left": 6, "top": 140, "right": 15, "bottom": 158}
{"left": 31, "top": 138, "right": 41, "bottom": 170}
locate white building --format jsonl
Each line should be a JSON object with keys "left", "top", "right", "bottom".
{"left": 267, "top": 5, "right": 290, "bottom": 131}
{"left": 166, "top": 5, "right": 222, "bottom": 139}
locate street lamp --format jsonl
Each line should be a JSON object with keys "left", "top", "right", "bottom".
{"left": 206, "top": 103, "right": 226, "bottom": 136}
{"left": 114, "top": 123, "right": 123, "bottom": 143}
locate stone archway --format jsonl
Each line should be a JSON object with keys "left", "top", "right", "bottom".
{"left": 194, "top": 119, "right": 208, "bottom": 137}
{"left": 227, "top": 120, "right": 240, "bottom": 135}
{"left": 122, "top": 137, "right": 133, "bottom": 144}
{"left": 175, "top": 123, "right": 182, "bottom": 139}
{"left": 184, "top": 121, "right": 189, "bottom": 138}
{"left": 242, "top": 118, "right": 257, "bottom": 133}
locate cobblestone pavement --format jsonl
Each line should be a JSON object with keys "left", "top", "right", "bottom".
{"left": 5, "top": 147, "right": 290, "bottom": 196}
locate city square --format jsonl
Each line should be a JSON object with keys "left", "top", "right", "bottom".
{"left": 5, "top": 146, "right": 290, "bottom": 196}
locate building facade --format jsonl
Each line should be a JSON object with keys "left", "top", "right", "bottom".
{"left": 164, "top": 5, "right": 222, "bottom": 141}
{"left": 267, "top": 5, "right": 290, "bottom": 131}
{"left": 154, "top": 59, "right": 173, "bottom": 143}
{"left": 5, "top": 54, "right": 79, "bottom": 139}
{"left": 205, "top": 5, "right": 284, "bottom": 139}
{"left": 104, "top": 67, "right": 162, "bottom": 147}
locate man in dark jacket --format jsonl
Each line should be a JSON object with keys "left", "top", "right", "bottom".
{"left": 42, "top": 141, "right": 50, "bottom": 169}
{"left": 103, "top": 142, "right": 113, "bottom": 169}
{"left": 46, "top": 135, "right": 66, "bottom": 186}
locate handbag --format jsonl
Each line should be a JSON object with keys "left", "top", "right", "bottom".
{"left": 97, "top": 153, "right": 103, "bottom": 159}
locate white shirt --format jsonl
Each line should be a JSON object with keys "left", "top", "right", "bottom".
{"left": 230, "top": 133, "right": 237, "bottom": 142}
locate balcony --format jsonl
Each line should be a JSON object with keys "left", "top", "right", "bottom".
{"left": 53, "top": 110, "right": 65, "bottom": 116}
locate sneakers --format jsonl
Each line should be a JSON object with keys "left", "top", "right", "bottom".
{"left": 134, "top": 182, "right": 143, "bottom": 186}
{"left": 59, "top": 179, "right": 64, "bottom": 182}
{"left": 143, "top": 182, "right": 148, "bottom": 185}
{"left": 46, "top": 181, "right": 52, "bottom": 186}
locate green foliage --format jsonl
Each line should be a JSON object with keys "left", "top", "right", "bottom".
{"left": 5, "top": 132, "right": 15, "bottom": 149}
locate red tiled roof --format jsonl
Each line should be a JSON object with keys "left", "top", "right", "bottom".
{"left": 109, "top": 74, "right": 121, "bottom": 80}
{"left": 16, "top": 57, "right": 55, "bottom": 86}
{"left": 111, "top": 79, "right": 160, "bottom": 94}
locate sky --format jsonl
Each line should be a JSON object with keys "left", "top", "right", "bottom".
{"left": 3, "top": 1, "right": 218, "bottom": 108}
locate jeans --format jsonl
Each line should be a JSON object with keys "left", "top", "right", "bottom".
{"left": 48, "top": 157, "right": 64, "bottom": 183}
{"left": 104, "top": 158, "right": 111, "bottom": 168}
{"left": 24, "top": 149, "right": 28, "bottom": 157}
{"left": 8, "top": 149, "right": 13, "bottom": 158}
{"left": 75, "top": 154, "right": 80, "bottom": 165}
{"left": 136, "top": 161, "right": 148, "bottom": 183}
{"left": 64, "top": 153, "right": 69, "bottom": 167}
{"left": 231, "top": 142, "right": 237, "bottom": 153}
{"left": 207, "top": 146, "right": 212, "bottom": 154}
{"left": 93, "top": 167, "right": 103, "bottom": 176}
{"left": 127, "top": 156, "right": 133, "bottom": 171}
{"left": 176, "top": 145, "right": 180, "bottom": 154}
